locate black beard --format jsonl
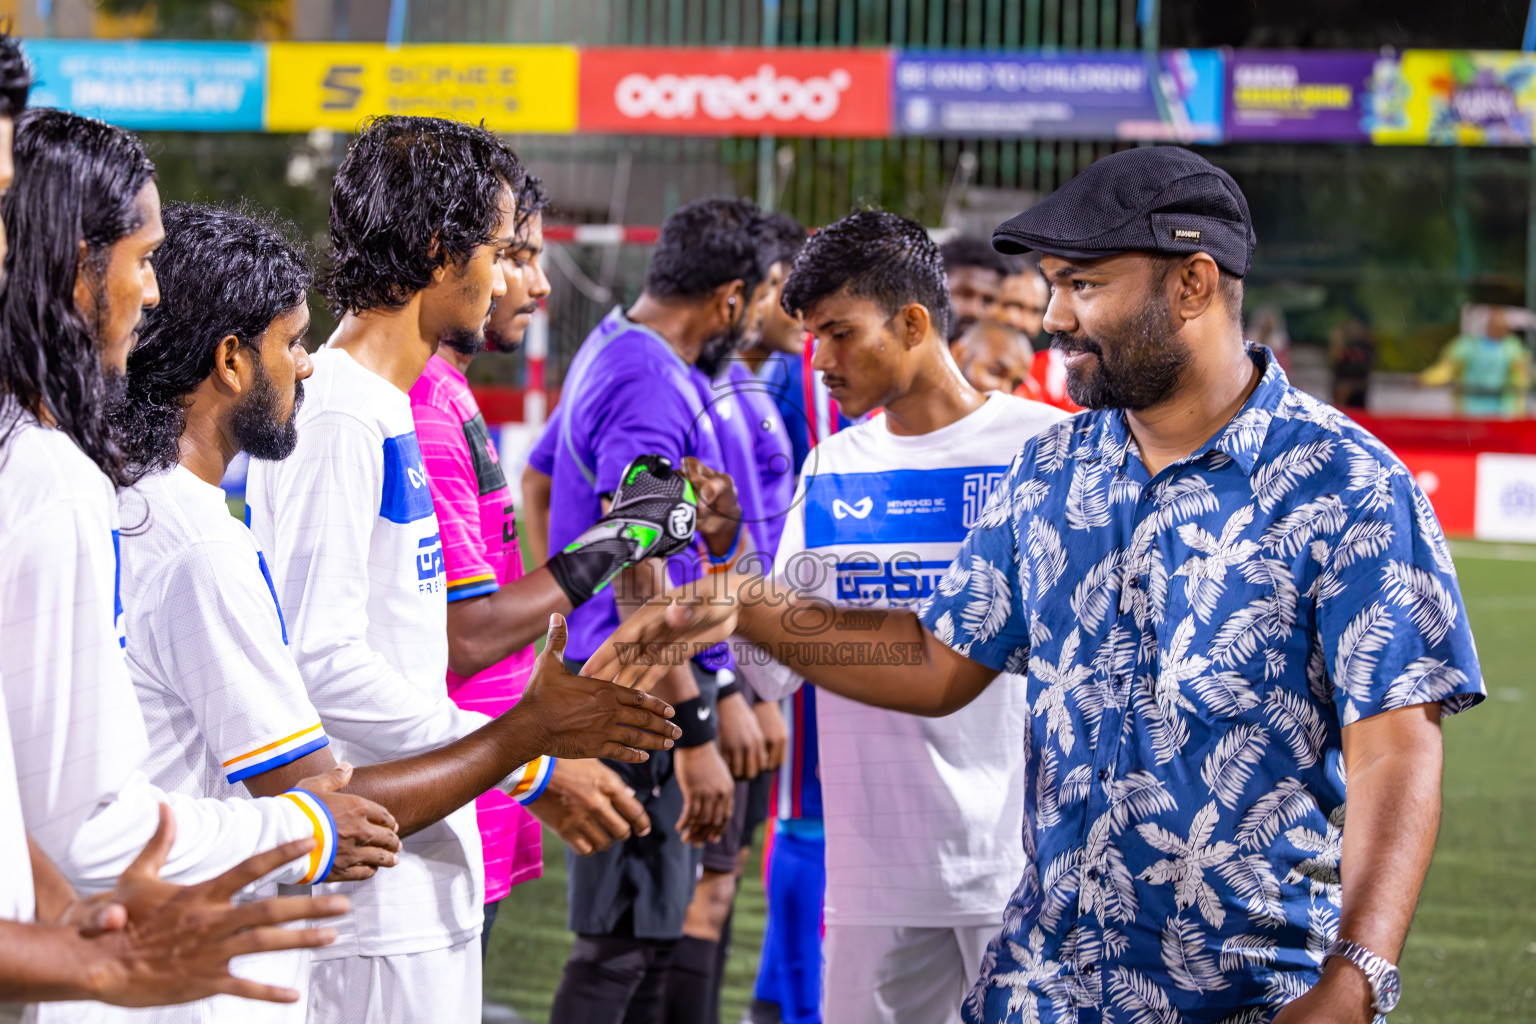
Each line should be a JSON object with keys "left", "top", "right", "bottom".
{"left": 1052, "top": 292, "right": 1189, "bottom": 411}
{"left": 440, "top": 326, "right": 487, "bottom": 357}
{"left": 697, "top": 310, "right": 748, "bottom": 378}
{"left": 235, "top": 365, "right": 303, "bottom": 462}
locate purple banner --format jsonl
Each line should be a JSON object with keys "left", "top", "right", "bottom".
{"left": 1226, "top": 51, "right": 1378, "bottom": 142}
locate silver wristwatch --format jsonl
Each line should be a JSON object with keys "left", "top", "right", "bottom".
{"left": 1323, "top": 939, "right": 1402, "bottom": 1014}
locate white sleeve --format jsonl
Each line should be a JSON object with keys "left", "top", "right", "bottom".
{"left": 0, "top": 499, "right": 327, "bottom": 891}
{"left": 732, "top": 478, "right": 809, "bottom": 704}
{"left": 249, "top": 410, "right": 488, "bottom": 761}
{"left": 147, "top": 539, "right": 330, "bottom": 786}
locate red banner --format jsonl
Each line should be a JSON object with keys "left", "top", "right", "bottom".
{"left": 578, "top": 47, "right": 892, "bottom": 137}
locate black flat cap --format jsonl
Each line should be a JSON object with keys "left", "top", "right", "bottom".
{"left": 992, "top": 146, "right": 1255, "bottom": 277}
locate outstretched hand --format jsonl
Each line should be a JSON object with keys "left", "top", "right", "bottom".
{"left": 582, "top": 594, "right": 740, "bottom": 691}
{"left": 520, "top": 614, "right": 681, "bottom": 762}
{"left": 88, "top": 804, "right": 349, "bottom": 1007}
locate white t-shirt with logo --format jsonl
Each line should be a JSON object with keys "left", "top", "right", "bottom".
{"left": 0, "top": 409, "right": 322, "bottom": 899}
{"left": 756, "top": 391, "right": 1068, "bottom": 927}
{"left": 0, "top": 669, "right": 32, "bottom": 925}
{"left": 246, "top": 347, "right": 491, "bottom": 958}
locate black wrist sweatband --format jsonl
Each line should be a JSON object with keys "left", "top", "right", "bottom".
{"left": 672, "top": 694, "right": 718, "bottom": 747}
{"left": 546, "top": 545, "right": 621, "bottom": 608}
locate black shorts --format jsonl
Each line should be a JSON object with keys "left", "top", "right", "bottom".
{"left": 562, "top": 657, "right": 705, "bottom": 940}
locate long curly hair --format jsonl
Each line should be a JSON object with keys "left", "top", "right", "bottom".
{"left": 110, "top": 201, "right": 311, "bottom": 481}
{"left": 319, "top": 115, "right": 524, "bottom": 317}
{"left": 0, "top": 108, "right": 156, "bottom": 487}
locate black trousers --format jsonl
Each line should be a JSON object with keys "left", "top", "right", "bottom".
{"left": 550, "top": 910, "right": 679, "bottom": 1024}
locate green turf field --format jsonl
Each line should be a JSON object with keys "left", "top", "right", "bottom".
{"left": 482, "top": 540, "right": 1536, "bottom": 1023}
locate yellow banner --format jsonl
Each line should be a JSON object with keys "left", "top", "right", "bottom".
{"left": 266, "top": 43, "right": 578, "bottom": 133}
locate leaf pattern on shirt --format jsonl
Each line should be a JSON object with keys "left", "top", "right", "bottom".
{"left": 923, "top": 353, "right": 1484, "bottom": 1024}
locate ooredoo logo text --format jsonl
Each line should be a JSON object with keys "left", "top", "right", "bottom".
{"left": 578, "top": 48, "right": 891, "bottom": 136}
{"left": 614, "top": 65, "right": 852, "bottom": 122}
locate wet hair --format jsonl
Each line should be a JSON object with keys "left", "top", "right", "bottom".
{"left": 644, "top": 197, "right": 767, "bottom": 302}
{"left": 320, "top": 115, "right": 524, "bottom": 317}
{"left": 0, "top": 30, "right": 32, "bottom": 118}
{"left": 514, "top": 171, "right": 551, "bottom": 245}
{"left": 757, "top": 210, "right": 808, "bottom": 269}
{"left": 782, "top": 209, "right": 952, "bottom": 339}
{"left": 0, "top": 108, "right": 156, "bottom": 487}
{"left": 111, "top": 202, "right": 311, "bottom": 479}
{"left": 940, "top": 235, "right": 1018, "bottom": 279}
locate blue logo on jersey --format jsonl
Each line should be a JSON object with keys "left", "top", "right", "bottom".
{"left": 804, "top": 466, "right": 1008, "bottom": 547}
{"left": 381, "top": 433, "right": 435, "bottom": 524}
{"left": 417, "top": 532, "right": 444, "bottom": 582}
{"left": 836, "top": 557, "right": 955, "bottom": 604}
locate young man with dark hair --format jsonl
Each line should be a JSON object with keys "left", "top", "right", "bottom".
{"left": 0, "top": 103, "right": 349, "bottom": 1014}
{"left": 244, "top": 116, "right": 682, "bottom": 1024}
{"left": 939, "top": 235, "right": 1018, "bottom": 342}
{"left": 407, "top": 173, "right": 660, "bottom": 957}
{"left": 526, "top": 196, "right": 764, "bottom": 1023}
{"left": 593, "top": 147, "right": 1485, "bottom": 1024}
{"left": 702, "top": 209, "right": 1064, "bottom": 1022}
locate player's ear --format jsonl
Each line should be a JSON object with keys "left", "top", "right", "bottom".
{"left": 1171, "top": 252, "right": 1220, "bottom": 323}
{"left": 899, "top": 302, "right": 931, "bottom": 350}
{"left": 212, "top": 334, "right": 245, "bottom": 394}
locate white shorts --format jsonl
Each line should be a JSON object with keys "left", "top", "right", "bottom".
{"left": 822, "top": 922, "right": 997, "bottom": 1024}
{"left": 35, "top": 950, "right": 309, "bottom": 1024}
{"left": 306, "top": 941, "right": 480, "bottom": 1024}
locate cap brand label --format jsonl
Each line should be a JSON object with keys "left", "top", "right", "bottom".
{"left": 1171, "top": 228, "right": 1202, "bottom": 241}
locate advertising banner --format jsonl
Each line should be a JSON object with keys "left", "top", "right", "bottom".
{"left": 1371, "top": 50, "right": 1536, "bottom": 146}
{"left": 578, "top": 47, "right": 891, "bottom": 137}
{"left": 23, "top": 40, "right": 265, "bottom": 131}
{"left": 1474, "top": 453, "right": 1536, "bottom": 541}
{"left": 266, "top": 43, "right": 578, "bottom": 133}
{"left": 1226, "top": 51, "right": 1382, "bottom": 142}
{"left": 892, "top": 49, "right": 1223, "bottom": 141}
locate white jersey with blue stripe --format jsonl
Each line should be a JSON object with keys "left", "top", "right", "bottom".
{"left": 757, "top": 390, "right": 1068, "bottom": 928}
{"left": 246, "top": 347, "right": 489, "bottom": 961}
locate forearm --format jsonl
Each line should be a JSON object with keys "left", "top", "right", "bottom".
{"left": 732, "top": 575, "right": 992, "bottom": 716}
{"left": 1336, "top": 707, "right": 1444, "bottom": 961}
{"left": 345, "top": 710, "right": 547, "bottom": 838}
{"left": 521, "top": 469, "right": 551, "bottom": 567}
{"left": 446, "top": 566, "right": 572, "bottom": 677}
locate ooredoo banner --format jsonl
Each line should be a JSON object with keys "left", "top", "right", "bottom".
{"left": 577, "top": 47, "right": 892, "bottom": 136}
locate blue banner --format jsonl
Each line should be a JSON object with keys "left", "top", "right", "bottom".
{"left": 893, "top": 49, "right": 1225, "bottom": 142}
{"left": 22, "top": 40, "right": 266, "bottom": 131}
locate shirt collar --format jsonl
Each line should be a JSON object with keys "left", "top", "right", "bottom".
{"left": 1082, "top": 344, "right": 1289, "bottom": 478}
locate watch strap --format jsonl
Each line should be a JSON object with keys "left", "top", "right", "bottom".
{"left": 1323, "top": 939, "right": 1398, "bottom": 1014}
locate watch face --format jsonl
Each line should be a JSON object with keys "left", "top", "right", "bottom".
{"left": 1377, "top": 967, "right": 1402, "bottom": 1013}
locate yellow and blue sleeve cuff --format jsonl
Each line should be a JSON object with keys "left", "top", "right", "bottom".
{"left": 507, "top": 755, "right": 556, "bottom": 805}
{"left": 280, "top": 788, "right": 338, "bottom": 884}
{"left": 446, "top": 572, "right": 499, "bottom": 603}
{"left": 223, "top": 723, "right": 328, "bottom": 784}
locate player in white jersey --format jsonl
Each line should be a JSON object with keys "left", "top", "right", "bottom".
{"left": 591, "top": 212, "right": 1065, "bottom": 1023}
{"left": 0, "top": 83, "right": 364, "bottom": 1013}
{"left": 244, "top": 117, "right": 683, "bottom": 1024}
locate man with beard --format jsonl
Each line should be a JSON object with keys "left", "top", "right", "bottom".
{"left": 939, "top": 236, "right": 1016, "bottom": 342}
{"left": 0, "top": 46, "right": 351, "bottom": 1020}
{"left": 406, "top": 173, "right": 660, "bottom": 958}
{"left": 533, "top": 197, "right": 760, "bottom": 1023}
{"left": 243, "top": 117, "right": 683, "bottom": 1024}
{"left": 587, "top": 147, "right": 1485, "bottom": 1024}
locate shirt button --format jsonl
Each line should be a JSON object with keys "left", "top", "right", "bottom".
{"left": 1086, "top": 868, "right": 1100, "bottom": 881}
{"left": 1127, "top": 576, "right": 1142, "bottom": 590}
{"left": 1083, "top": 964, "right": 1097, "bottom": 975}
{"left": 1113, "top": 675, "right": 1126, "bottom": 688}
{"left": 1098, "top": 768, "right": 1110, "bottom": 781}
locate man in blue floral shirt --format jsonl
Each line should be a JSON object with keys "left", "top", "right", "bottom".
{"left": 588, "top": 146, "right": 1485, "bottom": 1024}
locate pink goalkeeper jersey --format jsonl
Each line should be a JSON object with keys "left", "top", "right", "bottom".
{"left": 410, "top": 354, "right": 542, "bottom": 902}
